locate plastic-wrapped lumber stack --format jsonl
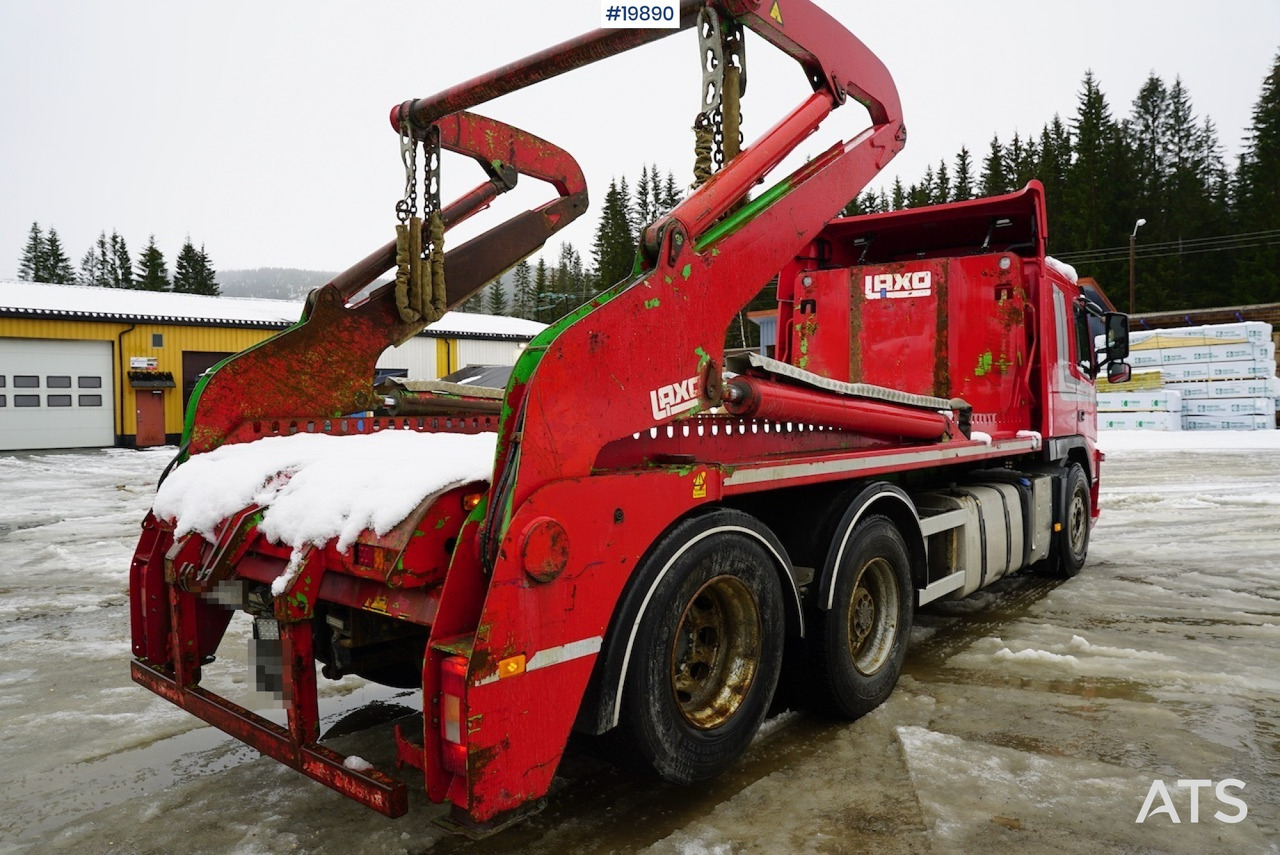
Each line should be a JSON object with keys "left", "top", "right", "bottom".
{"left": 1128, "top": 321, "right": 1277, "bottom": 430}
{"left": 1097, "top": 387, "right": 1183, "bottom": 431}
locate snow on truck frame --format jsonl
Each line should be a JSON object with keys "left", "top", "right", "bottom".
{"left": 128, "top": 0, "right": 1132, "bottom": 834}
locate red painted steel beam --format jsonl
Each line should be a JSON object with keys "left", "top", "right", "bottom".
{"left": 723, "top": 0, "right": 901, "bottom": 124}
{"left": 390, "top": 1, "right": 705, "bottom": 132}
{"left": 723, "top": 375, "right": 952, "bottom": 441}
{"left": 648, "top": 92, "right": 833, "bottom": 249}
{"left": 132, "top": 660, "right": 409, "bottom": 817}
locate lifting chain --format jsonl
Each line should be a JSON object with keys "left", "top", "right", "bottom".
{"left": 692, "top": 7, "right": 746, "bottom": 188}
{"left": 394, "top": 123, "right": 447, "bottom": 325}
{"left": 396, "top": 120, "right": 418, "bottom": 224}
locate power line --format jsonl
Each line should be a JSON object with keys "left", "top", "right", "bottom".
{"left": 1056, "top": 228, "right": 1280, "bottom": 259}
{"left": 1055, "top": 229, "right": 1280, "bottom": 264}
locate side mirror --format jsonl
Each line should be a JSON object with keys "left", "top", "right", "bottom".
{"left": 1104, "top": 312, "right": 1130, "bottom": 361}
{"left": 1107, "top": 361, "right": 1132, "bottom": 385}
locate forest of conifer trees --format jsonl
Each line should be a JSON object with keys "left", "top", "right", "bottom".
{"left": 464, "top": 55, "right": 1279, "bottom": 330}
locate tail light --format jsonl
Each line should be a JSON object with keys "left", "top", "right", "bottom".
{"left": 439, "top": 655, "right": 468, "bottom": 774}
{"left": 353, "top": 543, "right": 392, "bottom": 573}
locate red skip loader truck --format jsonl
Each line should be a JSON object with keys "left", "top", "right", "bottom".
{"left": 128, "top": 0, "right": 1131, "bottom": 833}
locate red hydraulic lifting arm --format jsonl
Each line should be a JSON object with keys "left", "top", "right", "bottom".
{"left": 179, "top": 112, "right": 587, "bottom": 456}
{"left": 400, "top": 0, "right": 907, "bottom": 825}
{"left": 474, "top": 0, "right": 906, "bottom": 525}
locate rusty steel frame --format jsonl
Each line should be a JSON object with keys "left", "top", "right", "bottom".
{"left": 132, "top": 660, "right": 409, "bottom": 817}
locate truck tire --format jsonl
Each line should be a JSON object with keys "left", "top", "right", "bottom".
{"left": 1055, "top": 463, "right": 1091, "bottom": 578}
{"left": 619, "top": 517, "right": 785, "bottom": 784}
{"left": 812, "top": 514, "right": 912, "bottom": 719}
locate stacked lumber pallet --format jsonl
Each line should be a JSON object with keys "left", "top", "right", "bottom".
{"left": 1099, "top": 321, "right": 1278, "bottom": 431}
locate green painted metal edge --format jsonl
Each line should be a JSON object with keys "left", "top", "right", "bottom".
{"left": 695, "top": 176, "right": 794, "bottom": 251}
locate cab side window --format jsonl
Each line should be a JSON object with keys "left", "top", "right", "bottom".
{"left": 1073, "top": 302, "right": 1098, "bottom": 376}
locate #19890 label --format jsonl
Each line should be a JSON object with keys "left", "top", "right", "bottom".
{"left": 600, "top": 3, "right": 680, "bottom": 28}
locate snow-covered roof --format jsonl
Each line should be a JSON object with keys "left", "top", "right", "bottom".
{"left": 0, "top": 280, "right": 300, "bottom": 326}
{"left": 424, "top": 311, "right": 547, "bottom": 338}
{"left": 0, "top": 280, "right": 547, "bottom": 340}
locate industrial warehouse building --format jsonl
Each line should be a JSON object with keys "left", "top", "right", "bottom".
{"left": 0, "top": 281, "right": 545, "bottom": 451}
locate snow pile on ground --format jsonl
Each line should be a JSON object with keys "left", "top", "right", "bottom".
{"left": 1097, "top": 429, "right": 1280, "bottom": 452}
{"left": 152, "top": 431, "right": 497, "bottom": 566}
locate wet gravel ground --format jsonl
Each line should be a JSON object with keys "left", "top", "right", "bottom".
{"left": 0, "top": 441, "right": 1276, "bottom": 854}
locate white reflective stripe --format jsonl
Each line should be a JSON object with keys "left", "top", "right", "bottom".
{"left": 527, "top": 636, "right": 603, "bottom": 672}
{"left": 823, "top": 488, "right": 916, "bottom": 610}
{"left": 472, "top": 636, "right": 603, "bottom": 687}
{"left": 723, "top": 438, "right": 1039, "bottom": 488}
{"left": 608, "top": 524, "right": 800, "bottom": 729}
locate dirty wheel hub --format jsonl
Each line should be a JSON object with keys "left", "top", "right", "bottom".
{"left": 846, "top": 557, "right": 899, "bottom": 676}
{"left": 671, "top": 575, "right": 762, "bottom": 730}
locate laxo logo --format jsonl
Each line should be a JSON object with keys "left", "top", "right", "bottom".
{"left": 1135, "top": 779, "right": 1248, "bottom": 824}
{"left": 650, "top": 377, "right": 700, "bottom": 420}
{"left": 864, "top": 270, "right": 931, "bottom": 300}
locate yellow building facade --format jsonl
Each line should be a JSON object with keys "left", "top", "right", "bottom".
{"left": 0, "top": 283, "right": 544, "bottom": 451}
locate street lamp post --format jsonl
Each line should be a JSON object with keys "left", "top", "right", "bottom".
{"left": 1129, "top": 218, "right": 1147, "bottom": 315}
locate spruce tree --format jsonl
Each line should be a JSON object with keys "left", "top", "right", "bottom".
{"left": 934, "top": 160, "right": 951, "bottom": 204}
{"left": 172, "top": 239, "right": 201, "bottom": 293}
{"left": 890, "top": 177, "right": 906, "bottom": 211}
{"left": 192, "top": 244, "right": 220, "bottom": 295}
{"left": 533, "top": 257, "right": 551, "bottom": 323}
{"left": 1064, "top": 71, "right": 1125, "bottom": 254}
{"left": 554, "top": 242, "right": 586, "bottom": 309}
{"left": 980, "top": 135, "right": 1009, "bottom": 196}
{"left": 98, "top": 232, "right": 119, "bottom": 287}
{"left": 78, "top": 248, "right": 99, "bottom": 286}
{"left": 842, "top": 190, "right": 880, "bottom": 217}
{"left": 77, "top": 231, "right": 114, "bottom": 287}
{"left": 618, "top": 175, "right": 634, "bottom": 237}
{"left": 1036, "top": 116, "right": 1071, "bottom": 213}
{"left": 111, "top": 231, "right": 133, "bottom": 289}
{"left": 511, "top": 259, "right": 535, "bottom": 320}
{"left": 1004, "top": 132, "right": 1039, "bottom": 189}
{"left": 137, "top": 235, "right": 170, "bottom": 291}
{"left": 44, "top": 229, "right": 75, "bottom": 284}
{"left": 953, "top": 147, "right": 975, "bottom": 201}
{"left": 634, "top": 164, "right": 660, "bottom": 227}
{"left": 485, "top": 279, "right": 508, "bottom": 316}
{"left": 1233, "top": 50, "right": 1280, "bottom": 302}
{"left": 18, "top": 222, "right": 45, "bottom": 281}
{"left": 1129, "top": 75, "right": 1169, "bottom": 206}
{"left": 661, "top": 171, "right": 682, "bottom": 213}
{"left": 591, "top": 179, "right": 637, "bottom": 291}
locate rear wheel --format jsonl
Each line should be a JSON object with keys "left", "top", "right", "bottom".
{"left": 620, "top": 515, "right": 785, "bottom": 784}
{"left": 812, "top": 514, "right": 912, "bottom": 719}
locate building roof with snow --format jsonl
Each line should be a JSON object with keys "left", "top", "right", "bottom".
{"left": 0, "top": 280, "right": 547, "bottom": 341}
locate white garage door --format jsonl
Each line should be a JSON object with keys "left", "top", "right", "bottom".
{"left": 458, "top": 339, "right": 526, "bottom": 369}
{"left": 0, "top": 339, "right": 115, "bottom": 451}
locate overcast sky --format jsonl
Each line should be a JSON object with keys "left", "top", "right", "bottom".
{"left": 2, "top": 1, "right": 1277, "bottom": 282}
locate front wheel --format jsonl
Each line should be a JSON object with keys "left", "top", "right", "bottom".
{"left": 811, "top": 514, "right": 913, "bottom": 719}
{"left": 619, "top": 514, "right": 785, "bottom": 784}
{"left": 1055, "top": 463, "right": 1091, "bottom": 578}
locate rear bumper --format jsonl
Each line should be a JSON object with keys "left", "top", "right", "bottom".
{"left": 131, "top": 659, "right": 409, "bottom": 817}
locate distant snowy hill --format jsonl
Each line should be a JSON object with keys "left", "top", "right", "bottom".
{"left": 216, "top": 268, "right": 343, "bottom": 300}
{"left": 217, "top": 267, "right": 507, "bottom": 301}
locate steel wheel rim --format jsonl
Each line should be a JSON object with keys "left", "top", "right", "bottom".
{"left": 1068, "top": 488, "right": 1088, "bottom": 556}
{"left": 670, "top": 574, "right": 762, "bottom": 730}
{"left": 847, "top": 557, "right": 899, "bottom": 675}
